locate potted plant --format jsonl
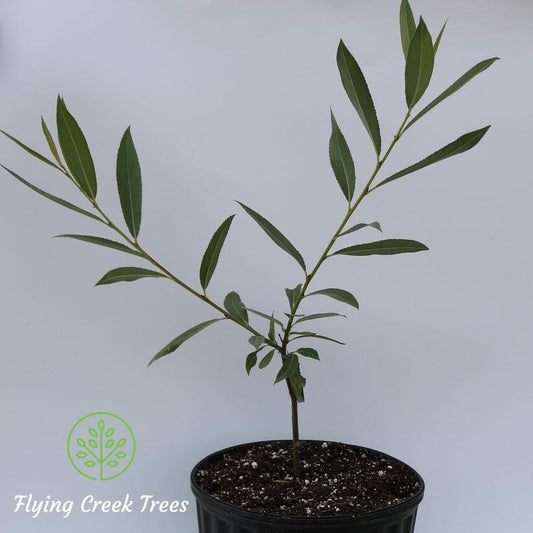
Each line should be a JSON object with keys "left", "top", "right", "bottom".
{"left": 1, "top": 1, "right": 497, "bottom": 532}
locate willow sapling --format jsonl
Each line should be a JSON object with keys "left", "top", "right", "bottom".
{"left": 1, "top": 0, "right": 497, "bottom": 480}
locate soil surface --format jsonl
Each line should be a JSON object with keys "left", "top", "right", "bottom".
{"left": 194, "top": 440, "right": 422, "bottom": 517}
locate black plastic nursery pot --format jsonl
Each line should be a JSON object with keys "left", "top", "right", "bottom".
{"left": 191, "top": 440, "right": 424, "bottom": 533}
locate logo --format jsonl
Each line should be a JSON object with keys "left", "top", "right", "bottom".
{"left": 67, "top": 412, "right": 136, "bottom": 481}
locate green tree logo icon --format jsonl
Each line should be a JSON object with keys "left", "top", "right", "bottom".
{"left": 67, "top": 412, "right": 136, "bottom": 481}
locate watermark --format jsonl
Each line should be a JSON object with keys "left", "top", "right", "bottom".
{"left": 13, "top": 494, "right": 189, "bottom": 519}
{"left": 11, "top": 413, "right": 190, "bottom": 520}
{"left": 67, "top": 412, "right": 136, "bottom": 480}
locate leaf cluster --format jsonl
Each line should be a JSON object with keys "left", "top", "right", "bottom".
{"left": 0, "top": 0, "right": 497, "bottom": 406}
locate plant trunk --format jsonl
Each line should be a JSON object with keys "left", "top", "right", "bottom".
{"left": 288, "top": 383, "right": 301, "bottom": 478}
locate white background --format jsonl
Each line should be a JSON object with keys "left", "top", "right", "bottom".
{"left": 1, "top": 1, "right": 532, "bottom": 532}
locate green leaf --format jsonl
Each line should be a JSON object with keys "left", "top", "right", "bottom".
{"left": 76, "top": 451, "right": 87, "bottom": 459}
{"left": 374, "top": 126, "right": 491, "bottom": 189}
{"left": 88, "top": 439, "right": 97, "bottom": 449}
{"left": 107, "top": 460, "right": 119, "bottom": 468}
{"left": 274, "top": 353, "right": 299, "bottom": 384}
{"left": 105, "top": 439, "right": 114, "bottom": 449}
{"left": 0, "top": 129, "right": 62, "bottom": 170}
{"left": 329, "top": 110, "right": 356, "bottom": 202}
{"left": 289, "top": 358, "right": 306, "bottom": 402}
{"left": 95, "top": 266, "right": 167, "bottom": 286}
{"left": 116, "top": 127, "right": 142, "bottom": 238}
{"left": 306, "top": 288, "right": 359, "bottom": 309}
{"left": 238, "top": 202, "right": 306, "bottom": 271}
{"left": 105, "top": 428, "right": 115, "bottom": 437}
{"left": 56, "top": 96, "right": 97, "bottom": 199}
{"left": 88, "top": 428, "right": 97, "bottom": 437}
{"left": 289, "top": 371, "right": 306, "bottom": 402}
{"left": 285, "top": 284, "right": 302, "bottom": 310}
{"left": 76, "top": 438, "right": 86, "bottom": 448}
{"left": 54, "top": 234, "right": 143, "bottom": 257}
{"left": 294, "top": 312, "right": 345, "bottom": 325}
{"left": 148, "top": 318, "right": 223, "bottom": 366}
{"left": 248, "top": 335, "right": 265, "bottom": 349}
{"left": 246, "top": 308, "right": 283, "bottom": 326}
{"left": 268, "top": 314, "right": 276, "bottom": 341}
{"left": 97, "top": 419, "right": 105, "bottom": 430}
{"left": 334, "top": 238, "right": 428, "bottom": 256}
{"left": 0, "top": 165, "right": 102, "bottom": 221}
{"left": 400, "top": 0, "right": 417, "bottom": 59}
{"left": 339, "top": 221, "right": 382, "bottom": 237}
{"left": 405, "top": 18, "right": 435, "bottom": 108}
{"left": 117, "top": 438, "right": 126, "bottom": 447}
{"left": 41, "top": 116, "right": 63, "bottom": 167}
{"left": 259, "top": 349, "right": 276, "bottom": 369}
{"left": 115, "top": 451, "right": 127, "bottom": 459}
{"left": 199, "top": 215, "right": 235, "bottom": 290}
{"left": 336, "top": 40, "right": 381, "bottom": 155}
{"left": 224, "top": 291, "right": 249, "bottom": 324}
{"left": 405, "top": 59, "right": 499, "bottom": 130}
{"left": 84, "top": 460, "right": 96, "bottom": 467}
{"left": 296, "top": 347, "right": 320, "bottom": 360}
{"left": 290, "top": 332, "right": 345, "bottom": 345}
{"left": 245, "top": 351, "right": 258, "bottom": 374}
{"left": 433, "top": 19, "right": 448, "bottom": 54}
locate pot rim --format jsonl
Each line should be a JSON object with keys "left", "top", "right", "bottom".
{"left": 190, "top": 439, "right": 425, "bottom": 525}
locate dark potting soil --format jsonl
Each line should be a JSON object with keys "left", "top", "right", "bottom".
{"left": 194, "top": 440, "right": 422, "bottom": 517}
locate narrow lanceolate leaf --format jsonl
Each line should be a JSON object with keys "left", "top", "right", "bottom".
{"left": 339, "top": 221, "right": 382, "bottom": 237}
{"left": 246, "top": 308, "right": 284, "bottom": 326}
{"left": 268, "top": 314, "right": 276, "bottom": 341}
{"left": 238, "top": 202, "right": 306, "bottom": 271}
{"left": 199, "top": 215, "right": 235, "bottom": 290}
{"left": 0, "top": 165, "right": 101, "bottom": 221}
{"left": 246, "top": 351, "right": 258, "bottom": 374}
{"left": 274, "top": 353, "right": 299, "bottom": 384}
{"left": 306, "top": 288, "right": 359, "bottom": 309}
{"left": 95, "top": 266, "right": 167, "bottom": 286}
{"left": 116, "top": 127, "right": 142, "bottom": 238}
{"left": 374, "top": 126, "right": 491, "bottom": 189}
{"left": 294, "top": 312, "right": 345, "bottom": 325}
{"left": 405, "top": 59, "right": 499, "bottom": 130}
{"left": 290, "top": 332, "right": 345, "bottom": 345}
{"left": 248, "top": 335, "right": 265, "bottom": 350}
{"left": 296, "top": 347, "right": 320, "bottom": 360}
{"left": 405, "top": 18, "right": 435, "bottom": 108}
{"left": 329, "top": 110, "right": 355, "bottom": 202}
{"left": 433, "top": 19, "right": 448, "bottom": 54}
{"left": 289, "top": 369, "right": 306, "bottom": 402}
{"left": 148, "top": 319, "right": 222, "bottom": 366}
{"left": 337, "top": 40, "right": 381, "bottom": 155}
{"left": 54, "top": 234, "right": 143, "bottom": 257}
{"left": 334, "top": 239, "right": 428, "bottom": 256}
{"left": 285, "top": 284, "right": 303, "bottom": 311}
{"left": 400, "top": 0, "right": 417, "bottom": 59}
{"left": 259, "top": 349, "right": 275, "bottom": 369}
{"left": 41, "top": 117, "right": 63, "bottom": 167}
{"left": 56, "top": 97, "right": 97, "bottom": 198}
{"left": 224, "top": 291, "right": 249, "bottom": 324}
{"left": 1, "top": 129, "right": 62, "bottom": 170}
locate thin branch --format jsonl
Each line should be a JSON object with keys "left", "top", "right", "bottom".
{"left": 280, "top": 108, "right": 413, "bottom": 351}
{"left": 56, "top": 167, "right": 280, "bottom": 350}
